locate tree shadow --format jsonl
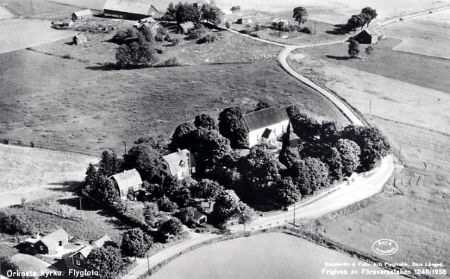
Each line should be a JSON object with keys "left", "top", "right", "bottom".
{"left": 326, "top": 55, "right": 351, "bottom": 61}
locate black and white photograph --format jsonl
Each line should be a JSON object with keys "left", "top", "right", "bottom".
{"left": 0, "top": 0, "right": 449, "bottom": 278}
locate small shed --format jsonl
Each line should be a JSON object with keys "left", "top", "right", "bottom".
{"left": 190, "top": 209, "right": 207, "bottom": 225}
{"left": 111, "top": 169, "right": 143, "bottom": 200}
{"left": 230, "top": 6, "right": 241, "bottom": 13}
{"left": 353, "top": 29, "right": 384, "bottom": 44}
{"left": 179, "top": 21, "right": 195, "bottom": 34}
{"left": 72, "top": 9, "right": 92, "bottom": 21}
{"left": 73, "top": 34, "right": 87, "bottom": 45}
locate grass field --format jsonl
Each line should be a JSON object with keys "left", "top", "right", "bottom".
{"left": 291, "top": 38, "right": 450, "bottom": 94}
{"left": 0, "top": 37, "right": 347, "bottom": 155}
{"left": 0, "top": 0, "right": 77, "bottom": 18}
{"left": 151, "top": 232, "right": 401, "bottom": 279}
{"left": 287, "top": 25, "right": 450, "bottom": 274}
{"left": 0, "top": 145, "right": 96, "bottom": 208}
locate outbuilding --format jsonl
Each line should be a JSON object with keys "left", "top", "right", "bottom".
{"left": 72, "top": 9, "right": 92, "bottom": 21}
{"left": 73, "top": 34, "right": 87, "bottom": 45}
{"left": 111, "top": 169, "right": 143, "bottom": 200}
{"left": 352, "top": 29, "right": 384, "bottom": 44}
{"left": 103, "top": 0, "right": 160, "bottom": 20}
{"left": 179, "top": 21, "right": 195, "bottom": 34}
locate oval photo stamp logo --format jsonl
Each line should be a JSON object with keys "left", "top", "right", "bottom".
{"left": 372, "top": 239, "right": 399, "bottom": 256}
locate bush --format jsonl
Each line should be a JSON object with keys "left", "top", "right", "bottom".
{"left": 188, "top": 25, "right": 206, "bottom": 39}
{"left": 121, "top": 228, "right": 153, "bottom": 257}
{"left": 116, "top": 41, "right": 158, "bottom": 68}
{"left": 225, "top": 21, "right": 231, "bottom": 29}
{"left": 161, "top": 57, "right": 182, "bottom": 67}
{"left": 157, "top": 196, "right": 178, "bottom": 212}
{"left": 250, "top": 32, "right": 259, "bottom": 38}
{"left": 0, "top": 211, "right": 32, "bottom": 235}
{"left": 197, "top": 34, "right": 217, "bottom": 44}
{"left": 301, "top": 27, "right": 312, "bottom": 34}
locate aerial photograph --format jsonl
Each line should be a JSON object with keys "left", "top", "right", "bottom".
{"left": 0, "top": 0, "right": 449, "bottom": 278}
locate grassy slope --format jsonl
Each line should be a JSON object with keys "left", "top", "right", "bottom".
{"left": 0, "top": 34, "right": 348, "bottom": 154}
{"left": 288, "top": 33, "right": 450, "bottom": 273}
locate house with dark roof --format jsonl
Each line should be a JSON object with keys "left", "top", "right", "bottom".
{"left": 352, "top": 29, "right": 384, "bottom": 44}
{"left": 63, "top": 235, "right": 111, "bottom": 270}
{"left": 22, "top": 228, "right": 69, "bottom": 254}
{"left": 162, "top": 149, "right": 195, "bottom": 180}
{"left": 103, "top": 0, "right": 160, "bottom": 20}
{"left": 243, "top": 107, "right": 290, "bottom": 148}
{"left": 111, "top": 169, "right": 143, "bottom": 200}
{"left": 190, "top": 209, "right": 207, "bottom": 225}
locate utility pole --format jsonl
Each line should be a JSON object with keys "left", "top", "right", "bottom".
{"left": 293, "top": 204, "right": 296, "bottom": 226}
{"left": 79, "top": 197, "right": 83, "bottom": 219}
{"left": 147, "top": 254, "right": 150, "bottom": 272}
{"left": 123, "top": 141, "right": 127, "bottom": 156}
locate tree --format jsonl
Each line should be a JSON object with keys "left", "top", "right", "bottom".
{"left": 157, "top": 196, "right": 178, "bottom": 212}
{"left": 293, "top": 7, "right": 308, "bottom": 26}
{"left": 211, "top": 192, "right": 239, "bottom": 224}
{"left": 88, "top": 174, "right": 119, "bottom": 205}
{"left": 159, "top": 217, "right": 183, "bottom": 238}
{"left": 190, "top": 128, "right": 231, "bottom": 175}
{"left": 346, "top": 15, "right": 364, "bottom": 32}
{"left": 290, "top": 157, "right": 329, "bottom": 196}
{"left": 320, "top": 121, "right": 342, "bottom": 144}
{"left": 348, "top": 39, "right": 360, "bottom": 58}
{"left": 116, "top": 41, "right": 158, "bottom": 68}
{"left": 300, "top": 143, "right": 343, "bottom": 181}
{"left": 143, "top": 202, "right": 161, "bottom": 227}
{"left": 191, "top": 179, "right": 223, "bottom": 200}
{"left": 85, "top": 163, "right": 98, "bottom": 187}
{"left": 279, "top": 146, "right": 301, "bottom": 169}
{"left": 254, "top": 100, "right": 271, "bottom": 112}
{"left": 175, "top": 3, "right": 201, "bottom": 24}
{"left": 361, "top": 7, "right": 377, "bottom": 27}
{"left": 287, "top": 106, "right": 320, "bottom": 142}
{"left": 200, "top": 4, "right": 223, "bottom": 25}
{"left": 236, "top": 202, "right": 255, "bottom": 231}
{"left": 176, "top": 206, "right": 196, "bottom": 224}
{"left": 0, "top": 256, "right": 26, "bottom": 279}
{"left": 273, "top": 177, "right": 300, "bottom": 207}
{"left": 164, "top": 2, "right": 177, "bottom": 21}
{"left": 98, "top": 151, "right": 122, "bottom": 176}
{"left": 84, "top": 246, "right": 123, "bottom": 279}
{"left": 335, "top": 139, "right": 361, "bottom": 176}
{"left": 121, "top": 228, "right": 153, "bottom": 257}
{"left": 194, "top": 114, "right": 217, "bottom": 130}
{"left": 123, "top": 145, "right": 165, "bottom": 183}
{"left": 170, "top": 184, "right": 191, "bottom": 207}
{"left": 0, "top": 211, "right": 32, "bottom": 235}
{"left": 170, "top": 122, "right": 196, "bottom": 150}
{"left": 218, "top": 107, "right": 249, "bottom": 148}
{"left": 342, "top": 126, "right": 390, "bottom": 171}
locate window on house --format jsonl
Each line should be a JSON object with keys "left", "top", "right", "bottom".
{"left": 179, "top": 160, "right": 185, "bottom": 167}
{"left": 40, "top": 245, "right": 44, "bottom": 251}
{"left": 75, "top": 260, "right": 81, "bottom": 266}
{"left": 59, "top": 241, "right": 63, "bottom": 246}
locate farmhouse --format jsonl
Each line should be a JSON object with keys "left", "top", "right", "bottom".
{"left": 63, "top": 235, "right": 111, "bottom": 269}
{"left": 22, "top": 228, "right": 69, "bottom": 254}
{"left": 103, "top": 0, "right": 160, "bottom": 20}
{"left": 353, "top": 29, "right": 384, "bottom": 44}
{"left": 72, "top": 9, "right": 92, "bottom": 21}
{"left": 243, "top": 107, "right": 290, "bottom": 148}
{"left": 111, "top": 169, "right": 143, "bottom": 200}
{"left": 162, "top": 149, "right": 195, "bottom": 180}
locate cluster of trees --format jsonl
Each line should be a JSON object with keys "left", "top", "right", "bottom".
{"left": 346, "top": 7, "right": 378, "bottom": 32}
{"left": 0, "top": 256, "right": 26, "bottom": 279}
{"left": 293, "top": 7, "right": 308, "bottom": 26}
{"left": 165, "top": 2, "right": 223, "bottom": 25}
{"left": 0, "top": 211, "right": 33, "bottom": 235}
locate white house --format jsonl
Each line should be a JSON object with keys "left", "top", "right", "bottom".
{"left": 243, "top": 107, "right": 290, "bottom": 148}
{"left": 162, "top": 149, "right": 195, "bottom": 180}
{"left": 111, "top": 169, "right": 143, "bottom": 200}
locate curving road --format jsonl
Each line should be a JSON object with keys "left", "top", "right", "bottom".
{"left": 121, "top": 6, "right": 450, "bottom": 279}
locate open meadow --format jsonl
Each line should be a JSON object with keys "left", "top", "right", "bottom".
{"left": 287, "top": 16, "right": 450, "bottom": 274}
{"left": 0, "top": 31, "right": 348, "bottom": 155}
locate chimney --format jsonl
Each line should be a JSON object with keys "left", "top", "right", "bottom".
{"left": 177, "top": 148, "right": 181, "bottom": 153}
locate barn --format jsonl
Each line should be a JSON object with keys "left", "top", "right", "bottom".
{"left": 103, "top": 0, "right": 160, "bottom": 20}
{"left": 111, "top": 169, "right": 143, "bottom": 200}
{"left": 72, "top": 9, "right": 92, "bottom": 21}
{"left": 243, "top": 107, "right": 290, "bottom": 148}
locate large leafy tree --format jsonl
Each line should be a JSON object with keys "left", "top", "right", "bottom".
{"left": 0, "top": 256, "right": 26, "bottom": 279}
{"left": 273, "top": 177, "right": 300, "bottom": 207}
{"left": 123, "top": 145, "right": 165, "bottom": 183}
{"left": 211, "top": 192, "right": 239, "bottom": 224}
{"left": 342, "top": 126, "right": 390, "bottom": 171}
{"left": 320, "top": 121, "right": 342, "bottom": 144}
{"left": 99, "top": 151, "right": 123, "bottom": 176}
{"left": 290, "top": 157, "right": 329, "bottom": 196}
{"left": 175, "top": 3, "right": 201, "bottom": 24}
{"left": 287, "top": 106, "right": 320, "bottom": 142}
{"left": 84, "top": 246, "right": 123, "bottom": 279}
{"left": 116, "top": 41, "right": 158, "bottom": 68}
{"left": 159, "top": 217, "right": 184, "bottom": 237}
{"left": 335, "top": 139, "right": 361, "bottom": 176}
{"left": 170, "top": 122, "right": 196, "bottom": 150}
{"left": 348, "top": 39, "right": 360, "bottom": 58}
{"left": 0, "top": 212, "right": 32, "bottom": 235}
{"left": 194, "top": 114, "right": 217, "bottom": 130}
{"left": 200, "top": 4, "right": 223, "bottom": 25}
{"left": 87, "top": 174, "right": 119, "bottom": 205}
{"left": 300, "top": 143, "right": 343, "bottom": 182}
{"left": 191, "top": 179, "right": 223, "bottom": 200}
{"left": 121, "top": 228, "right": 153, "bottom": 257}
{"left": 143, "top": 202, "right": 161, "bottom": 227}
{"left": 361, "top": 7, "right": 377, "bottom": 27}
{"left": 293, "top": 7, "right": 308, "bottom": 26}
{"left": 218, "top": 107, "right": 249, "bottom": 148}
{"left": 236, "top": 202, "right": 255, "bottom": 230}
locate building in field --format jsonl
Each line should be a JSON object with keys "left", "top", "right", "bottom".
{"left": 103, "top": 0, "right": 160, "bottom": 20}
{"left": 111, "top": 169, "right": 143, "bottom": 200}
{"left": 73, "top": 33, "right": 87, "bottom": 45}
{"left": 22, "top": 228, "right": 69, "bottom": 254}
{"left": 72, "top": 9, "right": 92, "bottom": 21}
{"left": 243, "top": 107, "right": 290, "bottom": 148}
{"left": 162, "top": 149, "right": 195, "bottom": 180}
{"left": 179, "top": 21, "right": 195, "bottom": 34}
{"left": 63, "top": 235, "right": 111, "bottom": 269}
{"left": 352, "top": 29, "right": 384, "bottom": 44}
